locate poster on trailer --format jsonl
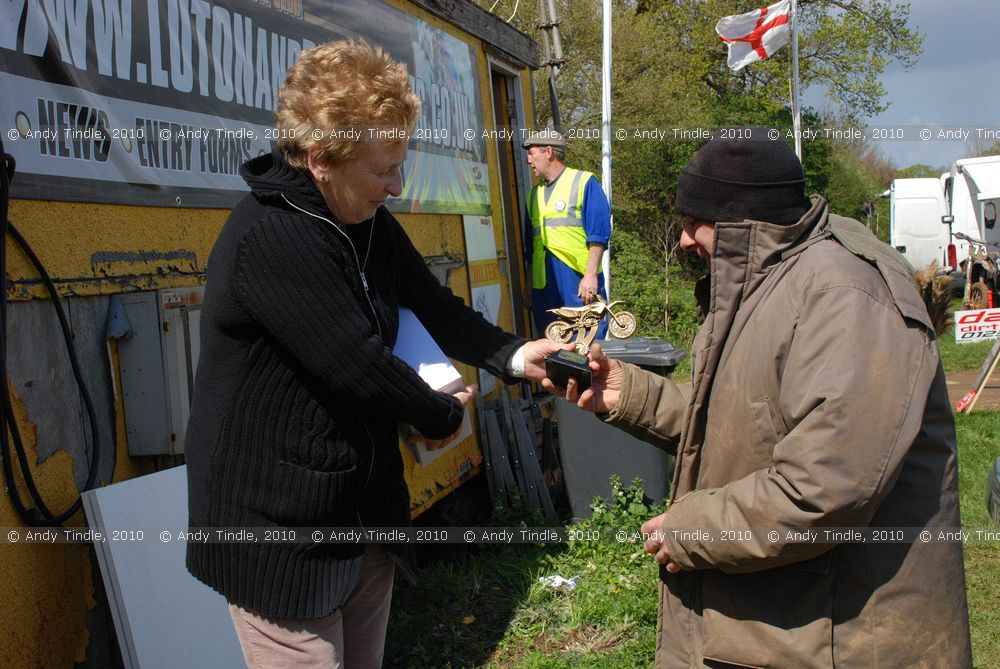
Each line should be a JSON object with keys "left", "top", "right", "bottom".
{"left": 0, "top": 0, "right": 490, "bottom": 214}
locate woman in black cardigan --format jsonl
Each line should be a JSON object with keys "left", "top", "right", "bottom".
{"left": 184, "top": 40, "right": 564, "bottom": 668}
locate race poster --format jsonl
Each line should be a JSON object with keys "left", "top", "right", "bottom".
{"left": 463, "top": 213, "right": 505, "bottom": 395}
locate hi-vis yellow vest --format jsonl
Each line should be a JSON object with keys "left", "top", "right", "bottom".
{"left": 529, "top": 167, "right": 599, "bottom": 289}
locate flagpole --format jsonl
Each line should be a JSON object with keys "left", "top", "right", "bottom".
{"left": 601, "top": 0, "right": 613, "bottom": 301}
{"left": 791, "top": 0, "right": 802, "bottom": 161}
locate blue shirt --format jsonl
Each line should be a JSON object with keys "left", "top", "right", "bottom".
{"left": 524, "top": 172, "right": 611, "bottom": 335}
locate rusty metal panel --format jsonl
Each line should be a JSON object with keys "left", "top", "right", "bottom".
{"left": 6, "top": 296, "right": 117, "bottom": 489}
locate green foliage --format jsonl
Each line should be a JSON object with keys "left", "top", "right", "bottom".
{"left": 897, "top": 163, "right": 945, "bottom": 179}
{"left": 486, "top": 476, "right": 663, "bottom": 667}
{"left": 488, "top": 486, "right": 552, "bottom": 528}
{"left": 476, "top": 0, "right": 923, "bottom": 340}
{"left": 607, "top": 227, "right": 668, "bottom": 336}
{"left": 965, "top": 140, "right": 1000, "bottom": 160}
{"left": 794, "top": 1, "right": 922, "bottom": 116}
{"left": 822, "top": 140, "right": 890, "bottom": 241}
{"left": 582, "top": 475, "right": 668, "bottom": 533}
{"left": 667, "top": 0, "right": 924, "bottom": 117}
{"left": 799, "top": 112, "right": 833, "bottom": 196}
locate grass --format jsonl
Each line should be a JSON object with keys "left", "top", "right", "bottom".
{"left": 942, "top": 304, "right": 999, "bottom": 669}
{"left": 481, "top": 483, "right": 661, "bottom": 669}
{"left": 956, "top": 412, "right": 1000, "bottom": 669}
{"left": 384, "top": 541, "right": 562, "bottom": 668}
{"left": 384, "top": 480, "right": 660, "bottom": 669}
{"left": 388, "top": 431, "right": 1000, "bottom": 667}
{"left": 939, "top": 333, "right": 995, "bottom": 374}
{"left": 938, "top": 298, "right": 997, "bottom": 374}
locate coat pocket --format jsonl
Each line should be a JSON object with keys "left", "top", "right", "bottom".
{"left": 279, "top": 397, "right": 361, "bottom": 473}
{"left": 701, "top": 566, "right": 834, "bottom": 669}
{"left": 265, "top": 460, "right": 360, "bottom": 527}
{"left": 750, "top": 395, "right": 785, "bottom": 446}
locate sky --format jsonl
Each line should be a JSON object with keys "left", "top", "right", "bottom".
{"left": 802, "top": 0, "right": 1000, "bottom": 171}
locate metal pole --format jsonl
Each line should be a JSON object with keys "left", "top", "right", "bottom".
{"left": 601, "top": 0, "right": 613, "bottom": 301}
{"left": 791, "top": 0, "right": 802, "bottom": 161}
{"left": 537, "top": 0, "right": 553, "bottom": 74}
{"left": 546, "top": 0, "right": 565, "bottom": 76}
{"left": 539, "top": 0, "right": 564, "bottom": 130}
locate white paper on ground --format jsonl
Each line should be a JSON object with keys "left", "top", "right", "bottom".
{"left": 538, "top": 575, "right": 580, "bottom": 591}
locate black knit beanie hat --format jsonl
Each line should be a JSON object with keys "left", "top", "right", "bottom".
{"left": 675, "top": 128, "right": 810, "bottom": 224}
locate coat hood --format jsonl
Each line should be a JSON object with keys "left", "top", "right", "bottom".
{"left": 705, "top": 194, "right": 829, "bottom": 317}
{"left": 240, "top": 147, "right": 331, "bottom": 218}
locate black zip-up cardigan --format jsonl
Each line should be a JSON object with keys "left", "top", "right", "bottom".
{"left": 185, "top": 150, "right": 524, "bottom": 618}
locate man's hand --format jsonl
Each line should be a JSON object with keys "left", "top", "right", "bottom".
{"left": 641, "top": 512, "right": 681, "bottom": 573}
{"left": 577, "top": 273, "right": 599, "bottom": 304}
{"left": 408, "top": 384, "right": 477, "bottom": 451}
{"left": 579, "top": 243, "right": 605, "bottom": 304}
{"left": 519, "top": 339, "right": 575, "bottom": 382}
{"left": 542, "top": 343, "right": 623, "bottom": 413}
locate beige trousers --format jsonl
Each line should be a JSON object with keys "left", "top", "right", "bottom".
{"left": 228, "top": 545, "right": 395, "bottom": 668}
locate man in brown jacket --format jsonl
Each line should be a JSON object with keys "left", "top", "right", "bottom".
{"left": 550, "top": 131, "right": 972, "bottom": 668}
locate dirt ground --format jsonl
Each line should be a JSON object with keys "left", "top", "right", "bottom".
{"left": 946, "top": 368, "right": 1000, "bottom": 412}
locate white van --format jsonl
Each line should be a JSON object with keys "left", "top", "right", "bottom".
{"left": 890, "top": 178, "right": 949, "bottom": 270}
{"left": 945, "top": 156, "right": 1000, "bottom": 260}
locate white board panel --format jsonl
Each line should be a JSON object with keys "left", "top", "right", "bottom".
{"left": 82, "top": 466, "right": 243, "bottom": 668}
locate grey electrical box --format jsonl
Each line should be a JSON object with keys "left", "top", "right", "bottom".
{"left": 118, "top": 288, "right": 204, "bottom": 455}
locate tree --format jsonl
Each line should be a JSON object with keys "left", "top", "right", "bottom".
{"left": 626, "top": 0, "right": 924, "bottom": 119}
{"left": 822, "top": 140, "right": 890, "bottom": 241}
{"left": 964, "top": 138, "right": 1000, "bottom": 159}
{"left": 897, "top": 164, "right": 945, "bottom": 179}
{"left": 475, "top": 0, "right": 923, "bottom": 331}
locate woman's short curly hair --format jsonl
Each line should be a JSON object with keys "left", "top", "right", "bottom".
{"left": 275, "top": 40, "right": 420, "bottom": 169}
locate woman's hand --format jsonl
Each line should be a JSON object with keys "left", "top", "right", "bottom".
{"left": 407, "top": 384, "right": 478, "bottom": 450}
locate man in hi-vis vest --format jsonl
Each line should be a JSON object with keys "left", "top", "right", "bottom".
{"left": 522, "top": 129, "right": 611, "bottom": 337}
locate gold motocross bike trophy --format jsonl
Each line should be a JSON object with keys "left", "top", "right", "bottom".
{"left": 542, "top": 295, "right": 637, "bottom": 391}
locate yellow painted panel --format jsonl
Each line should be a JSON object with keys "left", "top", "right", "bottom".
{"left": 0, "top": 544, "right": 94, "bottom": 666}
{"left": 0, "top": 383, "right": 94, "bottom": 666}
{"left": 5, "top": 199, "right": 223, "bottom": 300}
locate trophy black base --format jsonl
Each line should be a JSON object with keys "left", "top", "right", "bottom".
{"left": 544, "top": 349, "right": 592, "bottom": 392}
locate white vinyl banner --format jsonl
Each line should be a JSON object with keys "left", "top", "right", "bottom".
{"left": 954, "top": 308, "right": 1000, "bottom": 343}
{"left": 0, "top": 0, "right": 489, "bottom": 213}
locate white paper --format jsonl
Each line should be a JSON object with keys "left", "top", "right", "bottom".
{"left": 395, "top": 308, "right": 472, "bottom": 465}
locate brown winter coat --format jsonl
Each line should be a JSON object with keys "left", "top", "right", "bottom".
{"left": 606, "top": 197, "right": 972, "bottom": 668}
